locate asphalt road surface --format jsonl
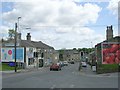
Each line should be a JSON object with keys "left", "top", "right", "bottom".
{"left": 2, "top": 62, "right": 118, "bottom": 88}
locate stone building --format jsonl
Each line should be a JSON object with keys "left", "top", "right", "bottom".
{"left": 95, "top": 25, "right": 120, "bottom": 64}
{"left": 1, "top": 33, "right": 58, "bottom": 68}
{"left": 62, "top": 49, "right": 80, "bottom": 62}
{"left": 52, "top": 50, "right": 59, "bottom": 64}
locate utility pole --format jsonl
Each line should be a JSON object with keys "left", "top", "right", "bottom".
{"left": 15, "top": 23, "right": 17, "bottom": 72}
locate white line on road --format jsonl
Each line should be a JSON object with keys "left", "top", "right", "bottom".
{"left": 50, "top": 84, "right": 56, "bottom": 89}
{"left": 69, "top": 84, "right": 75, "bottom": 88}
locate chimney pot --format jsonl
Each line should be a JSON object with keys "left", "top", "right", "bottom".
{"left": 110, "top": 25, "right": 112, "bottom": 29}
{"left": 26, "top": 33, "right": 31, "bottom": 41}
{"left": 107, "top": 26, "right": 109, "bottom": 30}
{"left": 28, "top": 33, "right": 30, "bottom": 35}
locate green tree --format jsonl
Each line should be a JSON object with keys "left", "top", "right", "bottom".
{"left": 73, "top": 48, "right": 77, "bottom": 50}
{"left": 78, "top": 48, "right": 82, "bottom": 52}
{"left": 8, "top": 29, "right": 15, "bottom": 39}
{"left": 78, "top": 48, "right": 95, "bottom": 54}
{"left": 58, "top": 49, "right": 65, "bottom": 61}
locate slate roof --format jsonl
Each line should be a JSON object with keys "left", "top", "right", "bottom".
{"left": 95, "top": 36, "right": 120, "bottom": 47}
{"left": 2, "top": 39, "right": 54, "bottom": 49}
{"left": 20, "top": 40, "right": 35, "bottom": 47}
{"left": 20, "top": 40, "right": 54, "bottom": 49}
{"left": 31, "top": 41, "right": 54, "bottom": 49}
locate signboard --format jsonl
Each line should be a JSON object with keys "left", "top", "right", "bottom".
{"left": 1, "top": 47, "right": 24, "bottom": 62}
{"left": 102, "top": 42, "right": 120, "bottom": 64}
{"left": 5, "top": 43, "right": 19, "bottom": 46}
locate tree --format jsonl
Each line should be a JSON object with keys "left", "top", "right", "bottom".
{"left": 73, "top": 48, "right": 77, "bottom": 50}
{"left": 58, "top": 49, "right": 65, "bottom": 61}
{"left": 78, "top": 48, "right": 82, "bottom": 52}
{"left": 0, "top": 38, "right": 4, "bottom": 42}
{"left": 78, "top": 48, "right": 95, "bottom": 54}
{"left": 8, "top": 29, "right": 15, "bottom": 39}
{"left": 59, "top": 54, "right": 63, "bottom": 61}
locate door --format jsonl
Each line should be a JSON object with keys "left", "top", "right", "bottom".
{"left": 39, "top": 59, "right": 43, "bottom": 67}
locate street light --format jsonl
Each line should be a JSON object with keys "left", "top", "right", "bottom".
{"left": 14, "top": 17, "right": 31, "bottom": 72}
{"left": 18, "top": 17, "right": 21, "bottom": 33}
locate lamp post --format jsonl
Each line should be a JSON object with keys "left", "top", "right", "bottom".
{"left": 14, "top": 17, "right": 31, "bottom": 72}
{"left": 18, "top": 17, "right": 21, "bottom": 33}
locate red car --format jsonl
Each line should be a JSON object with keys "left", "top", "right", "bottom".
{"left": 50, "top": 63, "right": 61, "bottom": 71}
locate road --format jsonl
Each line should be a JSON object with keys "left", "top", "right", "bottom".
{"left": 2, "top": 62, "right": 118, "bottom": 88}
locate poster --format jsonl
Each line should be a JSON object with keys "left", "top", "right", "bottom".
{"left": 1, "top": 47, "right": 24, "bottom": 62}
{"left": 102, "top": 43, "right": 120, "bottom": 64}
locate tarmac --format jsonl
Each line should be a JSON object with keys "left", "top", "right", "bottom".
{"left": 0, "top": 66, "right": 119, "bottom": 78}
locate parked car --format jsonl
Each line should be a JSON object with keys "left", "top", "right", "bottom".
{"left": 63, "top": 61, "right": 68, "bottom": 66}
{"left": 50, "top": 63, "right": 61, "bottom": 71}
{"left": 81, "top": 61, "right": 87, "bottom": 67}
{"left": 69, "top": 61, "right": 74, "bottom": 64}
{"left": 59, "top": 61, "right": 64, "bottom": 67}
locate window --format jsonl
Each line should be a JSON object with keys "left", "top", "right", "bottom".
{"left": 34, "top": 52, "right": 38, "bottom": 57}
{"left": 28, "top": 58, "right": 35, "bottom": 65}
{"left": 41, "top": 53, "right": 44, "bottom": 58}
{"left": 28, "top": 58, "right": 31, "bottom": 65}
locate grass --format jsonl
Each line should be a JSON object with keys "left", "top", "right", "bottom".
{"left": 100, "top": 64, "right": 119, "bottom": 69}
{"left": 97, "top": 64, "right": 119, "bottom": 74}
{"left": 0, "top": 64, "right": 2, "bottom": 71}
{"left": 0, "top": 63, "right": 22, "bottom": 71}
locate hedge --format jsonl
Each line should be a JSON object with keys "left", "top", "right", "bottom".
{"left": 96, "top": 64, "right": 119, "bottom": 74}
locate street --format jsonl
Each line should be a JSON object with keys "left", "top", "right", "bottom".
{"left": 2, "top": 62, "right": 118, "bottom": 88}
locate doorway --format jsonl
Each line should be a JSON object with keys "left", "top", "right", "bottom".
{"left": 39, "top": 59, "right": 43, "bottom": 67}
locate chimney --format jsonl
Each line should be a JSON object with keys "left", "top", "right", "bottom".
{"left": 106, "top": 25, "right": 113, "bottom": 41}
{"left": 26, "top": 33, "right": 31, "bottom": 41}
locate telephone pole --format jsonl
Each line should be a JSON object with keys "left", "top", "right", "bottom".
{"left": 15, "top": 23, "right": 17, "bottom": 72}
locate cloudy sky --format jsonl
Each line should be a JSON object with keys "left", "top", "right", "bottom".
{"left": 1, "top": 0, "right": 119, "bottom": 49}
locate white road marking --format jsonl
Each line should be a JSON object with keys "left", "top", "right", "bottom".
{"left": 69, "top": 84, "right": 75, "bottom": 88}
{"left": 50, "top": 84, "right": 56, "bottom": 89}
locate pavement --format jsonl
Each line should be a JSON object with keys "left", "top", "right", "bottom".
{"left": 79, "top": 65, "right": 119, "bottom": 78}
{"left": 1, "top": 67, "right": 48, "bottom": 74}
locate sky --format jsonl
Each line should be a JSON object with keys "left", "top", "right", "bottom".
{"left": 0, "top": 0, "right": 119, "bottom": 50}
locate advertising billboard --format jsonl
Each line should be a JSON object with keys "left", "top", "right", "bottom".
{"left": 1, "top": 47, "right": 24, "bottom": 62}
{"left": 102, "top": 42, "right": 120, "bottom": 64}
